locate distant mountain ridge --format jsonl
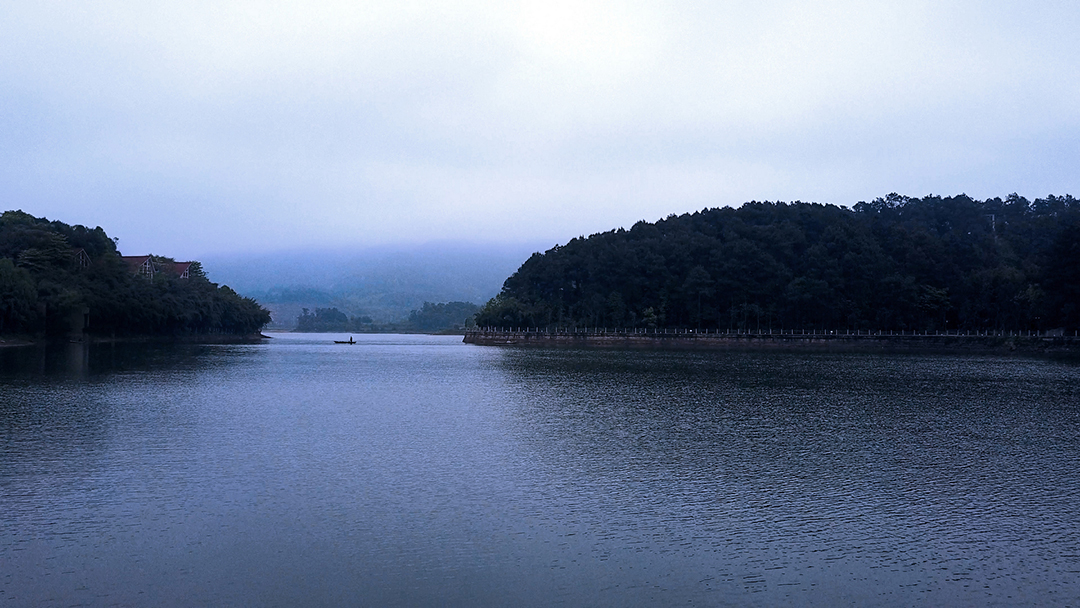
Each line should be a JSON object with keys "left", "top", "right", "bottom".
{"left": 201, "top": 241, "right": 549, "bottom": 327}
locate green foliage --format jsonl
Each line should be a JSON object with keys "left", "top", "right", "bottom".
{"left": 475, "top": 194, "right": 1080, "bottom": 332}
{"left": 407, "top": 301, "right": 479, "bottom": 331}
{"left": 294, "top": 301, "right": 477, "bottom": 333}
{"left": 187, "top": 261, "right": 207, "bottom": 280}
{"left": 1043, "top": 220, "right": 1080, "bottom": 329}
{"left": 0, "top": 258, "right": 38, "bottom": 333}
{"left": 0, "top": 210, "right": 271, "bottom": 337}
{"left": 296, "top": 307, "right": 373, "bottom": 332}
{"left": 297, "top": 307, "right": 346, "bottom": 331}
{"left": 474, "top": 295, "right": 532, "bottom": 328}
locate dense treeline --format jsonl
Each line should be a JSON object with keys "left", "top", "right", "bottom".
{"left": 476, "top": 194, "right": 1080, "bottom": 333}
{"left": 407, "top": 301, "right": 479, "bottom": 332}
{"left": 0, "top": 210, "right": 270, "bottom": 337}
{"left": 296, "top": 307, "right": 374, "bottom": 332}
{"left": 295, "top": 301, "right": 478, "bottom": 333}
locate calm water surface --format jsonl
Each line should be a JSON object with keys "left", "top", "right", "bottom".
{"left": 2, "top": 334, "right": 1079, "bottom": 606}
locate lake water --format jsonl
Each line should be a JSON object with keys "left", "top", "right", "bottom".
{"left": 2, "top": 334, "right": 1079, "bottom": 606}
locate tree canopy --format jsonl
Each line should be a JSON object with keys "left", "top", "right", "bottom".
{"left": 294, "top": 301, "right": 477, "bottom": 333}
{"left": 296, "top": 307, "right": 373, "bottom": 332}
{"left": 407, "top": 301, "right": 479, "bottom": 332}
{"left": 475, "top": 194, "right": 1080, "bottom": 333}
{"left": 0, "top": 210, "right": 270, "bottom": 336}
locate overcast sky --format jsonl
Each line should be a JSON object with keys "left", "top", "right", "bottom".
{"left": 2, "top": 1, "right": 1078, "bottom": 258}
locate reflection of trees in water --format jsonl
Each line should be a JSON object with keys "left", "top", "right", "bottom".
{"left": 492, "top": 349, "right": 1080, "bottom": 490}
{"left": 0, "top": 340, "right": 218, "bottom": 378}
{"left": 492, "top": 349, "right": 1080, "bottom": 567}
{"left": 492, "top": 349, "right": 803, "bottom": 473}
{"left": 1, "top": 345, "right": 113, "bottom": 480}
{"left": 0, "top": 341, "right": 237, "bottom": 495}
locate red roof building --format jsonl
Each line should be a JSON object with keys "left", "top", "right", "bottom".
{"left": 120, "top": 256, "right": 195, "bottom": 279}
{"left": 173, "top": 261, "right": 193, "bottom": 279}
{"left": 121, "top": 255, "right": 155, "bottom": 278}
{"left": 71, "top": 248, "right": 91, "bottom": 269}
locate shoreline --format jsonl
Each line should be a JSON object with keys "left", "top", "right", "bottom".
{"left": 264, "top": 329, "right": 467, "bottom": 335}
{"left": 463, "top": 329, "right": 1080, "bottom": 355}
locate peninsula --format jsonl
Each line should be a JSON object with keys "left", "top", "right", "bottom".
{"left": 0, "top": 210, "right": 270, "bottom": 342}
{"left": 473, "top": 194, "right": 1080, "bottom": 343}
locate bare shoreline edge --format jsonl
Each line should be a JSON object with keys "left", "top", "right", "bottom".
{"left": 0, "top": 334, "right": 271, "bottom": 348}
{"left": 462, "top": 331, "right": 1080, "bottom": 356}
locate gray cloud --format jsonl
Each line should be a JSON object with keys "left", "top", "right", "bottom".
{"left": 2, "top": 1, "right": 1078, "bottom": 257}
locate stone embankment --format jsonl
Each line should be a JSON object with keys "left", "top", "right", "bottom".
{"left": 463, "top": 328, "right": 1080, "bottom": 354}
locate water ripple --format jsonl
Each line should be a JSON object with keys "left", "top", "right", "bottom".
{"left": 2, "top": 338, "right": 1078, "bottom": 606}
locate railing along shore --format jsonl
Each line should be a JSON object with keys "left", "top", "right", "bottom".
{"left": 462, "top": 326, "right": 1079, "bottom": 352}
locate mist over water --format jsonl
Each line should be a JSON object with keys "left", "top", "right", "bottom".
{"left": 2, "top": 336, "right": 1079, "bottom": 606}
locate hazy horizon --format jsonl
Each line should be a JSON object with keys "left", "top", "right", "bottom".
{"left": 196, "top": 239, "right": 549, "bottom": 324}
{"left": 4, "top": 1, "right": 1078, "bottom": 259}
{"left": 200, "top": 239, "right": 548, "bottom": 293}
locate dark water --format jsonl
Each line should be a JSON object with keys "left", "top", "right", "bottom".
{"left": 2, "top": 334, "right": 1079, "bottom": 607}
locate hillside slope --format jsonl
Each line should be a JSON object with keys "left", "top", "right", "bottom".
{"left": 476, "top": 194, "right": 1080, "bottom": 332}
{"left": 0, "top": 210, "right": 269, "bottom": 337}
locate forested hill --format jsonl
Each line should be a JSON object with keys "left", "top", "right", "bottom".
{"left": 475, "top": 194, "right": 1080, "bottom": 333}
{"left": 0, "top": 210, "right": 270, "bottom": 337}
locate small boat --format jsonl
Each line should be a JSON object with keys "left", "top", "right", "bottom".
{"left": 334, "top": 337, "right": 356, "bottom": 344}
